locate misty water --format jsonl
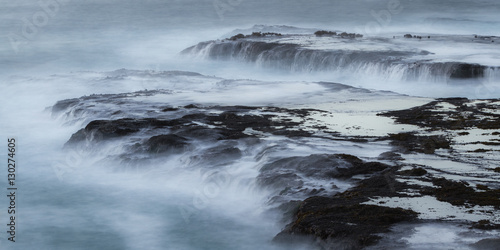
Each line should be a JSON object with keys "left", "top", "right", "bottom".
{"left": 1, "top": 1, "right": 499, "bottom": 249}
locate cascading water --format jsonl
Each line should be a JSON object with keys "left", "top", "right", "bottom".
{"left": 183, "top": 38, "right": 500, "bottom": 85}
{"left": 1, "top": 1, "right": 500, "bottom": 249}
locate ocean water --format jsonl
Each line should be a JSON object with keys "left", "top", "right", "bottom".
{"left": 0, "top": 1, "right": 499, "bottom": 249}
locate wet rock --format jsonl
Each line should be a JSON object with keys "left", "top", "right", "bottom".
{"left": 51, "top": 98, "right": 80, "bottom": 116}
{"left": 470, "top": 238, "right": 500, "bottom": 250}
{"left": 399, "top": 167, "right": 427, "bottom": 176}
{"left": 273, "top": 158, "right": 419, "bottom": 249}
{"left": 66, "top": 118, "right": 183, "bottom": 145}
{"left": 65, "top": 105, "right": 323, "bottom": 146}
{"left": 257, "top": 154, "right": 393, "bottom": 205}
{"left": 471, "top": 220, "right": 500, "bottom": 230}
{"left": 190, "top": 145, "right": 243, "bottom": 166}
{"left": 275, "top": 197, "right": 418, "bottom": 249}
{"left": 257, "top": 154, "right": 390, "bottom": 190}
{"left": 422, "top": 178, "right": 500, "bottom": 208}
{"left": 379, "top": 98, "right": 500, "bottom": 130}
{"left": 229, "top": 33, "right": 245, "bottom": 41}
{"left": 314, "top": 30, "right": 337, "bottom": 36}
{"left": 175, "top": 126, "right": 231, "bottom": 141}
{"left": 250, "top": 32, "right": 282, "bottom": 37}
{"left": 450, "top": 63, "right": 486, "bottom": 79}
{"left": 146, "top": 134, "right": 189, "bottom": 154}
{"left": 161, "top": 107, "right": 178, "bottom": 112}
{"left": 387, "top": 132, "right": 450, "bottom": 154}
{"left": 377, "top": 151, "right": 404, "bottom": 161}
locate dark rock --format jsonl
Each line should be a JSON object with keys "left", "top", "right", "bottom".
{"left": 229, "top": 33, "right": 245, "bottom": 41}
{"left": 477, "top": 184, "right": 490, "bottom": 191}
{"left": 228, "top": 32, "right": 282, "bottom": 41}
{"left": 387, "top": 132, "right": 450, "bottom": 154}
{"left": 51, "top": 98, "right": 80, "bottom": 115}
{"left": 450, "top": 63, "right": 486, "bottom": 79}
{"left": 314, "top": 30, "right": 337, "bottom": 36}
{"left": 272, "top": 129, "right": 313, "bottom": 138}
{"left": 66, "top": 118, "right": 183, "bottom": 145}
{"left": 146, "top": 134, "right": 189, "bottom": 154}
{"left": 161, "top": 107, "right": 178, "bottom": 112}
{"left": 174, "top": 125, "right": 230, "bottom": 141}
{"left": 190, "top": 145, "right": 242, "bottom": 166}
{"left": 404, "top": 34, "right": 413, "bottom": 38}
{"left": 470, "top": 238, "right": 500, "bottom": 250}
{"left": 66, "top": 105, "right": 323, "bottom": 146}
{"left": 344, "top": 170, "right": 410, "bottom": 198}
{"left": 379, "top": 98, "right": 500, "bottom": 130}
{"left": 273, "top": 158, "right": 419, "bottom": 249}
{"left": 184, "top": 104, "right": 199, "bottom": 109}
{"left": 377, "top": 151, "right": 404, "bottom": 161}
{"left": 471, "top": 220, "right": 500, "bottom": 230}
{"left": 258, "top": 154, "right": 389, "bottom": 190}
{"left": 275, "top": 197, "right": 418, "bottom": 249}
{"left": 473, "top": 148, "right": 491, "bottom": 153}
{"left": 422, "top": 178, "right": 500, "bottom": 208}
{"left": 399, "top": 167, "right": 427, "bottom": 176}
{"left": 250, "top": 32, "right": 282, "bottom": 37}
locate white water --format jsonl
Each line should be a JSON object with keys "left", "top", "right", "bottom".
{"left": 1, "top": 1, "right": 500, "bottom": 249}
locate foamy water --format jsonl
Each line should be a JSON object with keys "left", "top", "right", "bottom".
{"left": 1, "top": 1, "right": 499, "bottom": 249}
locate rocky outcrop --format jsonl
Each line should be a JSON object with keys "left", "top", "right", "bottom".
{"left": 274, "top": 162, "right": 418, "bottom": 249}
{"left": 183, "top": 33, "right": 498, "bottom": 82}
{"left": 379, "top": 98, "right": 500, "bottom": 130}
{"left": 64, "top": 105, "right": 321, "bottom": 150}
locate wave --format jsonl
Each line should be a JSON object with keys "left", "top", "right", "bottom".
{"left": 182, "top": 31, "right": 500, "bottom": 84}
